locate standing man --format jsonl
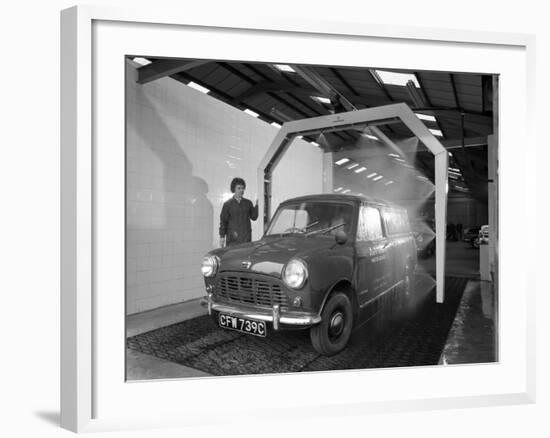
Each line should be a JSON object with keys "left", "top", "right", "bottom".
{"left": 219, "top": 177, "right": 259, "bottom": 247}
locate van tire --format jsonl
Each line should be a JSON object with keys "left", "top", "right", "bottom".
{"left": 310, "top": 292, "right": 353, "bottom": 356}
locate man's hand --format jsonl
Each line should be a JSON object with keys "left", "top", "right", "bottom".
{"left": 219, "top": 237, "right": 226, "bottom": 248}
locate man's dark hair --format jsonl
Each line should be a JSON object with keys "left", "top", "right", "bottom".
{"left": 230, "top": 177, "right": 246, "bottom": 193}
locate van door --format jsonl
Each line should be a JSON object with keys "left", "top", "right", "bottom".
{"left": 355, "top": 204, "right": 393, "bottom": 307}
{"left": 380, "top": 207, "right": 414, "bottom": 287}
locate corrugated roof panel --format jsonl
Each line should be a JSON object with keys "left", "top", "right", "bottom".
{"left": 204, "top": 68, "right": 237, "bottom": 91}
{"left": 225, "top": 80, "right": 251, "bottom": 98}
{"left": 228, "top": 62, "right": 266, "bottom": 83}
{"left": 427, "top": 95, "right": 458, "bottom": 107}
{"left": 453, "top": 74, "right": 482, "bottom": 87}
{"left": 383, "top": 86, "right": 415, "bottom": 104}
{"left": 215, "top": 73, "right": 247, "bottom": 96}
{"left": 185, "top": 61, "right": 219, "bottom": 79}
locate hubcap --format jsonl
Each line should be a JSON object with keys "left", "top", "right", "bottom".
{"left": 329, "top": 312, "right": 345, "bottom": 338}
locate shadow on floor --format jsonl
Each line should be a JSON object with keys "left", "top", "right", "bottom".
{"left": 34, "top": 411, "right": 59, "bottom": 427}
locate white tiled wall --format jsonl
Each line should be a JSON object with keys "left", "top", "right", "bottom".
{"left": 126, "top": 60, "right": 323, "bottom": 314}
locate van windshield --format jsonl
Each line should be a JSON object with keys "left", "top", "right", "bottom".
{"left": 266, "top": 202, "right": 353, "bottom": 237}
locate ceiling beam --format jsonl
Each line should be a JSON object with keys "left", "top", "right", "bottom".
{"left": 449, "top": 74, "right": 461, "bottom": 108}
{"left": 369, "top": 70, "right": 394, "bottom": 103}
{"left": 173, "top": 71, "right": 275, "bottom": 124}
{"left": 236, "top": 81, "right": 316, "bottom": 101}
{"left": 442, "top": 136, "right": 488, "bottom": 149}
{"left": 213, "top": 62, "right": 350, "bottom": 143}
{"left": 290, "top": 65, "right": 356, "bottom": 112}
{"left": 439, "top": 117, "right": 491, "bottom": 137}
{"left": 290, "top": 65, "right": 403, "bottom": 147}
{"left": 412, "top": 107, "right": 493, "bottom": 123}
{"left": 413, "top": 73, "right": 453, "bottom": 141}
{"left": 330, "top": 68, "right": 360, "bottom": 96}
{"left": 137, "top": 59, "right": 210, "bottom": 84}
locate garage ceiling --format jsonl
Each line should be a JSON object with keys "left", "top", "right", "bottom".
{"left": 131, "top": 57, "right": 495, "bottom": 201}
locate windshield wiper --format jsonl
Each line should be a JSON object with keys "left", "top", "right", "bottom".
{"left": 305, "top": 222, "right": 346, "bottom": 236}
{"left": 302, "top": 221, "right": 320, "bottom": 231}
{"left": 280, "top": 221, "right": 320, "bottom": 236}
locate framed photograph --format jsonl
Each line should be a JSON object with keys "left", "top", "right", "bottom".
{"left": 61, "top": 5, "right": 536, "bottom": 433}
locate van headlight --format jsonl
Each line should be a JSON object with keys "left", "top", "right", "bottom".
{"left": 283, "top": 259, "right": 308, "bottom": 289}
{"left": 201, "top": 255, "right": 220, "bottom": 277}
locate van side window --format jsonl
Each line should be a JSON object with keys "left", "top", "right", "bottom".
{"left": 357, "top": 205, "right": 383, "bottom": 241}
{"left": 382, "top": 208, "right": 410, "bottom": 235}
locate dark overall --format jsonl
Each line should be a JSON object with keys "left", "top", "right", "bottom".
{"left": 219, "top": 197, "right": 259, "bottom": 245}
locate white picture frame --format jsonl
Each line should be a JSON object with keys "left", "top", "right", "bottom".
{"left": 60, "top": 5, "right": 536, "bottom": 433}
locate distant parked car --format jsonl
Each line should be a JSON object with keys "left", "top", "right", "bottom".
{"left": 200, "top": 194, "right": 417, "bottom": 356}
{"left": 463, "top": 227, "right": 480, "bottom": 248}
{"left": 478, "top": 225, "right": 489, "bottom": 245}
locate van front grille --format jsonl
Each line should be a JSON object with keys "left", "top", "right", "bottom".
{"left": 215, "top": 275, "right": 289, "bottom": 307}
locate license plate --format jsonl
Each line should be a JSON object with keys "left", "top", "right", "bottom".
{"left": 218, "top": 313, "right": 267, "bottom": 337}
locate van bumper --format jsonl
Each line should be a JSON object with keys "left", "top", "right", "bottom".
{"left": 200, "top": 293, "right": 321, "bottom": 330}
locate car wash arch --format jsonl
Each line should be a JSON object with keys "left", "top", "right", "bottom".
{"left": 257, "top": 103, "right": 449, "bottom": 302}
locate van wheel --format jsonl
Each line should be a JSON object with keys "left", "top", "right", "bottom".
{"left": 310, "top": 292, "right": 353, "bottom": 356}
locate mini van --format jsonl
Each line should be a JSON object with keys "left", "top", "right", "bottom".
{"left": 201, "top": 194, "right": 417, "bottom": 355}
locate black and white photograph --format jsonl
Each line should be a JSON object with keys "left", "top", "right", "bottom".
{"left": 4, "top": 0, "right": 547, "bottom": 435}
{"left": 124, "top": 57, "right": 498, "bottom": 379}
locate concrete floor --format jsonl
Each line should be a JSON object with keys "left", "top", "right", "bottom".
{"left": 126, "top": 240, "right": 495, "bottom": 379}
{"left": 439, "top": 280, "right": 497, "bottom": 364}
{"left": 418, "top": 239, "right": 480, "bottom": 278}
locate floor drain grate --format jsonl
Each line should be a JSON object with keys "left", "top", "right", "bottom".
{"left": 127, "top": 276, "right": 471, "bottom": 376}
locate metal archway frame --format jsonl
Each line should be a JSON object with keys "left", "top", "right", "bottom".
{"left": 257, "top": 103, "right": 448, "bottom": 302}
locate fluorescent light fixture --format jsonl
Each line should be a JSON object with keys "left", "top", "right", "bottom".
{"left": 310, "top": 141, "right": 320, "bottom": 147}
{"left": 373, "top": 175, "right": 383, "bottom": 182}
{"left": 274, "top": 64, "right": 295, "bottom": 73}
{"left": 448, "top": 167, "right": 461, "bottom": 173}
{"left": 416, "top": 113, "right": 436, "bottom": 122}
{"left": 365, "top": 134, "right": 378, "bottom": 140}
{"left": 311, "top": 96, "right": 331, "bottom": 105}
{"left": 448, "top": 152, "right": 453, "bottom": 156}
{"left": 385, "top": 181, "right": 394, "bottom": 185}
{"left": 367, "top": 172, "right": 377, "bottom": 179}
{"left": 429, "top": 128, "right": 443, "bottom": 137}
{"left": 374, "top": 70, "right": 420, "bottom": 87}
{"left": 334, "top": 187, "right": 343, "bottom": 192}
{"left": 296, "top": 135, "right": 303, "bottom": 139}
{"left": 187, "top": 81, "right": 210, "bottom": 94}
{"left": 244, "top": 108, "right": 259, "bottom": 118}
{"left": 335, "top": 158, "right": 350, "bottom": 166}
{"left": 395, "top": 158, "right": 406, "bottom": 163}
{"left": 271, "top": 122, "right": 282, "bottom": 129}
{"left": 354, "top": 167, "right": 367, "bottom": 173}
{"left": 388, "top": 153, "right": 400, "bottom": 158}
{"left": 133, "top": 57, "right": 152, "bottom": 66}
{"left": 346, "top": 163, "right": 359, "bottom": 170}
{"left": 341, "top": 189, "right": 351, "bottom": 194}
